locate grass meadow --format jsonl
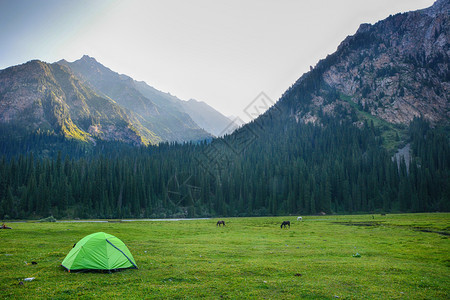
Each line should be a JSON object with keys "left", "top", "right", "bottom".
{"left": 0, "top": 213, "right": 448, "bottom": 299}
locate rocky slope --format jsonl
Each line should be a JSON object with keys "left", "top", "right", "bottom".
{"left": 279, "top": 0, "right": 449, "bottom": 127}
{"left": 0, "top": 60, "right": 154, "bottom": 144}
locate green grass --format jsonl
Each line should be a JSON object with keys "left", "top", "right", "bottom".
{"left": 1, "top": 213, "right": 448, "bottom": 299}
{"left": 339, "top": 94, "right": 408, "bottom": 153}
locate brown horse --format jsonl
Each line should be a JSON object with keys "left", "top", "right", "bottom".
{"left": 280, "top": 221, "right": 290, "bottom": 229}
{"left": 217, "top": 220, "right": 226, "bottom": 227}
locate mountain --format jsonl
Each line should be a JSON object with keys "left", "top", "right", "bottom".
{"left": 178, "top": 99, "right": 238, "bottom": 136}
{"left": 58, "top": 56, "right": 211, "bottom": 142}
{"left": 0, "top": 54, "right": 236, "bottom": 145}
{"left": 0, "top": 60, "right": 156, "bottom": 145}
{"left": 133, "top": 81, "right": 239, "bottom": 137}
{"left": 276, "top": 0, "right": 448, "bottom": 131}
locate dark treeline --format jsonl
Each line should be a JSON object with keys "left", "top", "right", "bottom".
{"left": 0, "top": 117, "right": 448, "bottom": 219}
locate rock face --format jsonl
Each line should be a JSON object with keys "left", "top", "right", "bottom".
{"left": 0, "top": 60, "right": 150, "bottom": 145}
{"left": 281, "top": 0, "right": 449, "bottom": 126}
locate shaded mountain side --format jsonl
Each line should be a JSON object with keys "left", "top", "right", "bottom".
{"left": 0, "top": 60, "right": 156, "bottom": 145}
{"left": 59, "top": 56, "right": 212, "bottom": 142}
{"left": 134, "top": 81, "right": 239, "bottom": 137}
{"left": 131, "top": 80, "right": 211, "bottom": 141}
{"left": 178, "top": 99, "right": 238, "bottom": 137}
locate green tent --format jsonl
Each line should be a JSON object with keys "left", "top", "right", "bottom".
{"left": 61, "top": 232, "right": 138, "bottom": 272}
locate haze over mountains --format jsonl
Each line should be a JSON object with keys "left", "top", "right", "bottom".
{"left": 178, "top": 99, "right": 240, "bottom": 137}
{"left": 0, "top": 56, "right": 238, "bottom": 144}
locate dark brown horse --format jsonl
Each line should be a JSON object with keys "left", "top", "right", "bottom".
{"left": 280, "top": 221, "right": 290, "bottom": 229}
{"left": 217, "top": 220, "right": 226, "bottom": 227}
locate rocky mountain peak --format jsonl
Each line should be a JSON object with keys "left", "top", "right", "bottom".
{"left": 421, "top": 0, "right": 449, "bottom": 17}
{"left": 80, "top": 54, "right": 98, "bottom": 63}
{"left": 281, "top": 0, "right": 449, "bottom": 128}
{"left": 355, "top": 23, "right": 371, "bottom": 35}
{"left": 0, "top": 59, "right": 148, "bottom": 144}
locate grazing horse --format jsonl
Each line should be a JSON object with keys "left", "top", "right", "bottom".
{"left": 217, "top": 220, "right": 225, "bottom": 227}
{"left": 281, "top": 221, "right": 290, "bottom": 229}
{"left": 297, "top": 216, "right": 302, "bottom": 221}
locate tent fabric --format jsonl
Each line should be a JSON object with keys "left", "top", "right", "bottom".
{"left": 61, "top": 232, "right": 138, "bottom": 272}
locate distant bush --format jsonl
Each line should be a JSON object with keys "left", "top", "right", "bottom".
{"left": 39, "top": 216, "right": 57, "bottom": 222}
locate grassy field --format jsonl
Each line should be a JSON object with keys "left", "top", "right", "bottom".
{"left": 0, "top": 213, "right": 448, "bottom": 299}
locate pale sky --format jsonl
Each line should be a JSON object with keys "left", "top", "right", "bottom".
{"left": 0, "top": 0, "right": 435, "bottom": 121}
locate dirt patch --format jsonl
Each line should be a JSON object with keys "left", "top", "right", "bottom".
{"left": 333, "top": 221, "right": 383, "bottom": 227}
{"left": 412, "top": 227, "right": 449, "bottom": 236}
{"left": 333, "top": 222, "right": 449, "bottom": 236}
